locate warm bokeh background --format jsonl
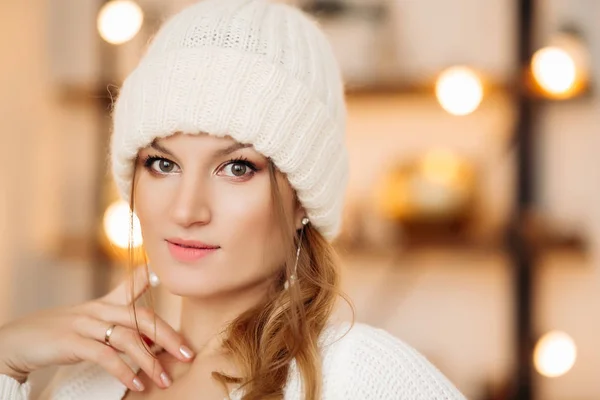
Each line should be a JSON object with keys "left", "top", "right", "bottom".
{"left": 1, "top": 1, "right": 599, "bottom": 399}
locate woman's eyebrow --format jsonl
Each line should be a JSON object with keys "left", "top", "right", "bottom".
{"left": 149, "top": 140, "right": 252, "bottom": 158}
{"left": 213, "top": 142, "right": 253, "bottom": 157}
{"left": 150, "top": 140, "right": 175, "bottom": 157}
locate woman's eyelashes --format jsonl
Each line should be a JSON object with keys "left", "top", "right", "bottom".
{"left": 217, "top": 156, "right": 259, "bottom": 180}
{"left": 143, "top": 155, "right": 181, "bottom": 175}
{"left": 142, "top": 154, "right": 260, "bottom": 180}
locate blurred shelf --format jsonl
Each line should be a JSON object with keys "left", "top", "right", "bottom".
{"left": 345, "top": 81, "right": 508, "bottom": 99}
{"left": 335, "top": 223, "right": 588, "bottom": 262}
{"left": 54, "top": 84, "right": 119, "bottom": 106}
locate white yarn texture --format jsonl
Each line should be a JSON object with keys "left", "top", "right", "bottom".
{"left": 111, "top": 0, "right": 348, "bottom": 240}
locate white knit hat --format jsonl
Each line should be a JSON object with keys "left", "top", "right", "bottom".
{"left": 111, "top": 0, "right": 348, "bottom": 240}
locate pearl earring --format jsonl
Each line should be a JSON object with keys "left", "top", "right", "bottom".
{"left": 148, "top": 266, "right": 160, "bottom": 287}
{"left": 284, "top": 217, "right": 309, "bottom": 290}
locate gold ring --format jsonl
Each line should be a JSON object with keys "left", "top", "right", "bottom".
{"left": 104, "top": 324, "right": 117, "bottom": 346}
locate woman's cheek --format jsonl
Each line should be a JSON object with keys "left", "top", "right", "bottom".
{"left": 218, "top": 185, "right": 271, "bottom": 234}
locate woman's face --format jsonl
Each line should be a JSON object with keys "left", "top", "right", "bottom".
{"left": 134, "top": 133, "right": 304, "bottom": 298}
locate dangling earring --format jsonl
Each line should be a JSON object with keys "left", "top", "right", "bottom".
{"left": 148, "top": 265, "right": 161, "bottom": 287}
{"left": 284, "top": 217, "right": 309, "bottom": 290}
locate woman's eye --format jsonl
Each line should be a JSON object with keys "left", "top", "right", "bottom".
{"left": 145, "top": 157, "right": 179, "bottom": 174}
{"left": 224, "top": 162, "right": 248, "bottom": 177}
{"left": 155, "top": 159, "right": 175, "bottom": 173}
{"left": 220, "top": 160, "right": 257, "bottom": 178}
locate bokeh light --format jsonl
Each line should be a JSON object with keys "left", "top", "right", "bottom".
{"left": 435, "top": 66, "right": 484, "bottom": 116}
{"left": 376, "top": 149, "right": 476, "bottom": 221}
{"left": 103, "top": 200, "right": 143, "bottom": 249}
{"left": 531, "top": 47, "right": 577, "bottom": 96}
{"left": 534, "top": 331, "right": 577, "bottom": 378}
{"left": 97, "top": 0, "right": 144, "bottom": 45}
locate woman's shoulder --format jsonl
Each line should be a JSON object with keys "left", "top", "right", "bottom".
{"left": 317, "top": 321, "right": 466, "bottom": 400}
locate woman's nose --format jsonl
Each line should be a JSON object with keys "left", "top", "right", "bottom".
{"left": 169, "top": 174, "right": 212, "bottom": 228}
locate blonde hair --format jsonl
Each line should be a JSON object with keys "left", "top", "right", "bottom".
{"left": 128, "top": 159, "right": 353, "bottom": 399}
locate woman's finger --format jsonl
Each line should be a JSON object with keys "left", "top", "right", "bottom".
{"left": 85, "top": 303, "right": 194, "bottom": 363}
{"left": 81, "top": 319, "right": 172, "bottom": 389}
{"left": 102, "top": 265, "right": 149, "bottom": 306}
{"left": 72, "top": 316, "right": 170, "bottom": 389}
{"left": 71, "top": 337, "right": 146, "bottom": 393}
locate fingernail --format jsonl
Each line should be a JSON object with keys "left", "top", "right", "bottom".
{"left": 179, "top": 345, "right": 194, "bottom": 359}
{"left": 160, "top": 372, "right": 171, "bottom": 387}
{"left": 133, "top": 377, "right": 145, "bottom": 391}
{"left": 142, "top": 335, "right": 154, "bottom": 347}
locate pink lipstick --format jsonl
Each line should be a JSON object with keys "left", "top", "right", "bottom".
{"left": 165, "top": 238, "right": 219, "bottom": 263}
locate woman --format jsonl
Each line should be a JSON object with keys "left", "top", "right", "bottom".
{"left": 0, "top": 0, "right": 466, "bottom": 398}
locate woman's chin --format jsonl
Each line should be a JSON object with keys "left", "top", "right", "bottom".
{"left": 163, "top": 283, "right": 224, "bottom": 298}
{"left": 152, "top": 265, "right": 274, "bottom": 299}
{"left": 154, "top": 271, "right": 222, "bottom": 298}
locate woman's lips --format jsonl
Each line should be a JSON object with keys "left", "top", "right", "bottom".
{"left": 166, "top": 240, "right": 219, "bottom": 263}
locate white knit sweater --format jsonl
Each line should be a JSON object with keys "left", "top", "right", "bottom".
{"left": 0, "top": 322, "right": 466, "bottom": 399}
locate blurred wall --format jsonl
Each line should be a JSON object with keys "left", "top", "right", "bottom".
{"left": 0, "top": 0, "right": 60, "bottom": 321}
{"left": 533, "top": 1, "right": 600, "bottom": 399}
{"left": 0, "top": 0, "right": 599, "bottom": 399}
{"left": 0, "top": 0, "right": 99, "bottom": 323}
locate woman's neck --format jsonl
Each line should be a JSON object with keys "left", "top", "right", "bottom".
{"left": 178, "top": 281, "right": 272, "bottom": 357}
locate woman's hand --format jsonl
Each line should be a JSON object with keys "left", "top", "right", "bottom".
{"left": 0, "top": 267, "right": 194, "bottom": 393}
